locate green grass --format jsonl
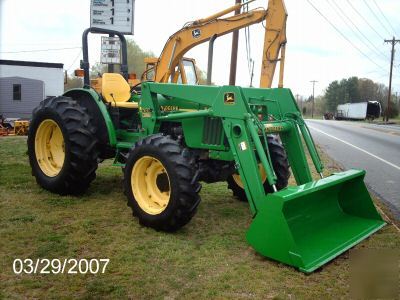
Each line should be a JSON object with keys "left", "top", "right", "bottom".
{"left": 0, "top": 136, "right": 399, "bottom": 299}
{"left": 390, "top": 115, "right": 400, "bottom": 124}
{"left": 301, "top": 115, "right": 324, "bottom": 120}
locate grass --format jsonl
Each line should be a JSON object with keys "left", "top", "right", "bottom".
{"left": 302, "top": 115, "right": 323, "bottom": 120}
{"left": 0, "top": 136, "right": 399, "bottom": 299}
{"left": 303, "top": 115, "right": 400, "bottom": 124}
{"left": 390, "top": 115, "right": 400, "bottom": 124}
{"left": 367, "top": 115, "right": 400, "bottom": 125}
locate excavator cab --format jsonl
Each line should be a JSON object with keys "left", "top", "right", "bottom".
{"left": 143, "top": 57, "right": 199, "bottom": 85}
{"left": 176, "top": 58, "right": 198, "bottom": 85}
{"left": 143, "top": 57, "right": 157, "bottom": 81}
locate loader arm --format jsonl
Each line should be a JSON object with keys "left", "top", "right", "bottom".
{"left": 141, "top": 82, "right": 385, "bottom": 273}
{"left": 154, "top": 0, "right": 287, "bottom": 88}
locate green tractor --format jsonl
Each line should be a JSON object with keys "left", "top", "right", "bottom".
{"left": 28, "top": 27, "right": 385, "bottom": 273}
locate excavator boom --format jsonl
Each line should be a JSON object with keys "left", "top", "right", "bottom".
{"left": 260, "top": 0, "right": 287, "bottom": 87}
{"left": 154, "top": 0, "right": 287, "bottom": 88}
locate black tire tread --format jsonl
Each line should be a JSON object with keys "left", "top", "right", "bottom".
{"left": 124, "top": 134, "right": 201, "bottom": 232}
{"left": 28, "top": 96, "right": 98, "bottom": 195}
{"left": 227, "top": 135, "right": 290, "bottom": 202}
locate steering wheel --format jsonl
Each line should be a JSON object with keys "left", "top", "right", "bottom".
{"left": 130, "top": 80, "right": 154, "bottom": 94}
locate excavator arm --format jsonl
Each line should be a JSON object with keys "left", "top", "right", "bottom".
{"left": 154, "top": 0, "right": 287, "bottom": 88}
{"left": 260, "top": 0, "right": 287, "bottom": 88}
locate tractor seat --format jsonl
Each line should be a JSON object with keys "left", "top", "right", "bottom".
{"left": 101, "top": 73, "right": 138, "bottom": 109}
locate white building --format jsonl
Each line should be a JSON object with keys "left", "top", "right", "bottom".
{"left": 0, "top": 60, "right": 64, "bottom": 119}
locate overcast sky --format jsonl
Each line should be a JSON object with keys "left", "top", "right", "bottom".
{"left": 1, "top": 0, "right": 399, "bottom": 97}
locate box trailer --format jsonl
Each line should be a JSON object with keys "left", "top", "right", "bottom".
{"left": 336, "top": 101, "right": 381, "bottom": 120}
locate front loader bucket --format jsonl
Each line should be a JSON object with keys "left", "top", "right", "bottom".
{"left": 246, "top": 169, "right": 385, "bottom": 273}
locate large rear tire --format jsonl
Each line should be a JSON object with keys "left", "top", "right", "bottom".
{"left": 27, "top": 96, "right": 98, "bottom": 195}
{"left": 227, "top": 135, "right": 290, "bottom": 202}
{"left": 124, "top": 134, "right": 201, "bottom": 232}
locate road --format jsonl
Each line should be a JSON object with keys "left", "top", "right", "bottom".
{"left": 305, "top": 119, "right": 400, "bottom": 220}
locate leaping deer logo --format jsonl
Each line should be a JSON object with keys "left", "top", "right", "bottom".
{"left": 224, "top": 92, "right": 235, "bottom": 105}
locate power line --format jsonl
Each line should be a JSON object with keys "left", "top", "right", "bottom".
{"left": 362, "top": 0, "right": 392, "bottom": 36}
{"left": 244, "top": 3, "right": 251, "bottom": 74}
{"left": 362, "top": 67, "right": 400, "bottom": 84}
{"left": 345, "top": 0, "right": 385, "bottom": 40}
{"left": 229, "top": 0, "right": 242, "bottom": 86}
{"left": 383, "top": 37, "right": 400, "bottom": 122}
{"left": 66, "top": 48, "right": 82, "bottom": 71}
{"left": 306, "top": 0, "right": 386, "bottom": 72}
{"left": 327, "top": 0, "right": 388, "bottom": 61}
{"left": 332, "top": 0, "right": 387, "bottom": 59}
{"left": 2, "top": 42, "right": 80, "bottom": 46}
{"left": 364, "top": 67, "right": 388, "bottom": 76}
{"left": 310, "top": 80, "right": 318, "bottom": 119}
{"left": 372, "top": 0, "right": 399, "bottom": 37}
{"left": 243, "top": 1, "right": 254, "bottom": 86}
{"left": 0, "top": 47, "right": 81, "bottom": 54}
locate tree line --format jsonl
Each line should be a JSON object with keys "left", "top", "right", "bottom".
{"left": 301, "top": 77, "right": 399, "bottom": 118}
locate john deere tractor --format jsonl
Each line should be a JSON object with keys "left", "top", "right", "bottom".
{"left": 28, "top": 1, "right": 385, "bottom": 273}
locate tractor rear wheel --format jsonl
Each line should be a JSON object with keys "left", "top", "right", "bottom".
{"left": 227, "top": 135, "right": 290, "bottom": 202}
{"left": 27, "top": 96, "right": 98, "bottom": 195}
{"left": 124, "top": 134, "right": 201, "bottom": 232}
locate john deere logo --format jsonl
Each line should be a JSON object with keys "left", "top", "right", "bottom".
{"left": 224, "top": 92, "right": 235, "bottom": 105}
{"left": 192, "top": 29, "right": 201, "bottom": 38}
{"left": 140, "top": 107, "right": 153, "bottom": 118}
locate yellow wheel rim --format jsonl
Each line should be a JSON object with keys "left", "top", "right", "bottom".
{"left": 131, "top": 156, "right": 171, "bottom": 215}
{"left": 34, "top": 119, "right": 65, "bottom": 177}
{"left": 232, "top": 163, "right": 267, "bottom": 189}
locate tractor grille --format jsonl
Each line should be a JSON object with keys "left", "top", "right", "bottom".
{"left": 202, "top": 117, "right": 223, "bottom": 146}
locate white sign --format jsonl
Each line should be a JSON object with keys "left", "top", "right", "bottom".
{"left": 101, "top": 36, "right": 121, "bottom": 64}
{"left": 90, "top": 0, "right": 135, "bottom": 35}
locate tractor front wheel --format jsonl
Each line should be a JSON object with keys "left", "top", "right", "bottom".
{"left": 27, "top": 96, "right": 98, "bottom": 195}
{"left": 124, "top": 134, "right": 201, "bottom": 232}
{"left": 227, "top": 135, "right": 290, "bottom": 202}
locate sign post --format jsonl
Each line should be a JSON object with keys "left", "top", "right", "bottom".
{"left": 101, "top": 36, "right": 121, "bottom": 64}
{"left": 90, "top": 0, "right": 134, "bottom": 71}
{"left": 90, "top": 0, "right": 135, "bottom": 35}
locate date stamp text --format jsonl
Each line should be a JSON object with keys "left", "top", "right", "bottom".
{"left": 13, "top": 258, "right": 110, "bottom": 275}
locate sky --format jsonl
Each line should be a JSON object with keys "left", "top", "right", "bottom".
{"left": 1, "top": 0, "right": 400, "bottom": 98}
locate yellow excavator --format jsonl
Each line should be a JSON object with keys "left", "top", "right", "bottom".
{"left": 146, "top": 0, "right": 287, "bottom": 88}
{"left": 90, "top": 0, "right": 287, "bottom": 91}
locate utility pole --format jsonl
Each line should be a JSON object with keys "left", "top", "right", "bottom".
{"left": 229, "top": 0, "right": 241, "bottom": 86}
{"left": 310, "top": 80, "right": 318, "bottom": 118}
{"left": 296, "top": 94, "right": 303, "bottom": 114}
{"left": 397, "top": 91, "right": 400, "bottom": 111}
{"left": 384, "top": 37, "right": 399, "bottom": 123}
{"left": 300, "top": 95, "right": 303, "bottom": 112}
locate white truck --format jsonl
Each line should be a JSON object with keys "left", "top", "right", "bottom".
{"left": 335, "top": 101, "right": 381, "bottom": 120}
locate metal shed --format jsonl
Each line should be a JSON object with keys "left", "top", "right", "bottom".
{"left": 0, "top": 76, "right": 44, "bottom": 119}
{"left": 0, "top": 60, "right": 64, "bottom": 119}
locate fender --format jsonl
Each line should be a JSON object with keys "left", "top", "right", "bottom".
{"left": 63, "top": 87, "right": 117, "bottom": 148}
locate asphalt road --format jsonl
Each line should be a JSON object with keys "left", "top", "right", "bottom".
{"left": 305, "top": 119, "right": 400, "bottom": 220}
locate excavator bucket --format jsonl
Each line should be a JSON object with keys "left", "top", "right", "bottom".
{"left": 246, "top": 169, "right": 385, "bottom": 273}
